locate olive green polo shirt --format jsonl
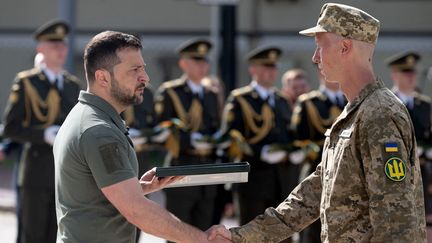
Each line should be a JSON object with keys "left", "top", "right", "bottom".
{"left": 54, "top": 91, "right": 139, "bottom": 243}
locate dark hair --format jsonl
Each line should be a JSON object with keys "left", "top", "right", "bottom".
{"left": 84, "top": 31, "right": 142, "bottom": 83}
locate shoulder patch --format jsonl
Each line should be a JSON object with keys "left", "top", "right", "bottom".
{"left": 384, "top": 157, "right": 406, "bottom": 182}
{"left": 99, "top": 142, "right": 124, "bottom": 174}
{"left": 160, "top": 79, "right": 185, "bottom": 90}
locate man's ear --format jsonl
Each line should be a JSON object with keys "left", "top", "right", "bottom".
{"left": 94, "top": 69, "right": 111, "bottom": 87}
{"left": 341, "top": 39, "right": 352, "bottom": 54}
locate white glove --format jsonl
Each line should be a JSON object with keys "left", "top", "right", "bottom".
{"left": 191, "top": 132, "right": 212, "bottom": 150}
{"left": 289, "top": 150, "right": 306, "bottom": 165}
{"left": 212, "top": 131, "right": 231, "bottom": 149}
{"left": 425, "top": 148, "right": 432, "bottom": 160}
{"left": 260, "top": 145, "right": 287, "bottom": 164}
{"left": 151, "top": 129, "right": 171, "bottom": 143}
{"left": 417, "top": 146, "right": 424, "bottom": 157}
{"left": 127, "top": 128, "right": 141, "bottom": 138}
{"left": 44, "top": 125, "right": 60, "bottom": 145}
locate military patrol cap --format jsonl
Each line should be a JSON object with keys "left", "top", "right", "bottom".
{"left": 299, "top": 3, "right": 380, "bottom": 44}
{"left": 176, "top": 38, "right": 212, "bottom": 60}
{"left": 33, "top": 19, "right": 69, "bottom": 42}
{"left": 247, "top": 46, "right": 282, "bottom": 66}
{"left": 386, "top": 51, "right": 420, "bottom": 72}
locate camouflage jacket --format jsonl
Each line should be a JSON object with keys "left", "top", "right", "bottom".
{"left": 230, "top": 80, "right": 426, "bottom": 243}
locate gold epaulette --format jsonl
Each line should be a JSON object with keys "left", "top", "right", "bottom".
{"left": 416, "top": 93, "right": 432, "bottom": 103}
{"left": 231, "top": 85, "right": 253, "bottom": 97}
{"left": 63, "top": 71, "right": 81, "bottom": 83}
{"left": 297, "top": 90, "right": 325, "bottom": 103}
{"left": 160, "top": 79, "right": 185, "bottom": 90}
{"left": 17, "top": 68, "right": 41, "bottom": 80}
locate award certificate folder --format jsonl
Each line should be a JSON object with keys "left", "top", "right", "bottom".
{"left": 155, "top": 162, "right": 250, "bottom": 188}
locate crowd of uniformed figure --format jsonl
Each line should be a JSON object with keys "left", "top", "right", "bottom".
{"left": 0, "top": 19, "right": 431, "bottom": 243}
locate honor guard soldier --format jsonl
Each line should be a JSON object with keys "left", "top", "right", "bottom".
{"left": 220, "top": 46, "right": 299, "bottom": 234}
{"left": 2, "top": 19, "right": 81, "bottom": 243}
{"left": 386, "top": 51, "right": 432, "bottom": 221}
{"left": 291, "top": 69, "right": 346, "bottom": 243}
{"left": 154, "top": 38, "right": 221, "bottom": 232}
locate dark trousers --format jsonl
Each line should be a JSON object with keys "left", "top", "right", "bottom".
{"left": 19, "top": 188, "right": 57, "bottom": 243}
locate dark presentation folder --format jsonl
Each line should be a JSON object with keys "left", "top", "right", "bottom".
{"left": 155, "top": 162, "right": 250, "bottom": 188}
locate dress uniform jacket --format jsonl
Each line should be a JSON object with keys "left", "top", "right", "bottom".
{"left": 2, "top": 67, "right": 81, "bottom": 243}
{"left": 292, "top": 90, "right": 346, "bottom": 171}
{"left": 222, "top": 84, "right": 294, "bottom": 202}
{"left": 154, "top": 76, "right": 220, "bottom": 230}
{"left": 3, "top": 67, "right": 81, "bottom": 190}
{"left": 230, "top": 80, "right": 426, "bottom": 242}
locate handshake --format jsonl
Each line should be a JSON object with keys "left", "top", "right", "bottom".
{"left": 206, "top": 225, "right": 233, "bottom": 243}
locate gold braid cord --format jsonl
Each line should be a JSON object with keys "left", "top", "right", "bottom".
{"left": 123, "top": 106, "right": 135, "bottom": 126}
{"left": 304, "top": 99, "right": 341, "bottom": 134}
{"left": 22, "top": 78, "right": 60, "bottom": 128}
{"left": 236, "top": 96, "right": 273, "bottom": 144}
{"left": 166, "top": 88, "right": 202, "bottom": 132}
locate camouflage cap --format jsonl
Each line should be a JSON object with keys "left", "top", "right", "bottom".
{"left": 299, "top": 3, "right": 380, "bottom": 44}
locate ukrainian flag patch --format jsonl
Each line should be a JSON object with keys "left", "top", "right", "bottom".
{"left": 385, "top": 143, "right": 398, "bottom": 153}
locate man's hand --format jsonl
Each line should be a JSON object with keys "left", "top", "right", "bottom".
{"left": 139, "top": 168, "right": 183, "bottom": 195}
{"left": 207, "top": 225, "right": 233, "bottom": 242}
{"left": 44, "top": 125, "right": 61, "bottom": 145}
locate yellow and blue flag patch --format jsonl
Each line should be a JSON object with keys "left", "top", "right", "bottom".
{"left": 385, "top": 143, "right": 398, "bottom": 153}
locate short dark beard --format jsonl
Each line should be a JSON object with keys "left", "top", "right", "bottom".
{"left": 111, "top": 77, "right": 143, "bottom": 106}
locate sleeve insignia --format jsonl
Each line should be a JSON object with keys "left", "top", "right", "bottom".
{"left": 384, "top": 142, "right": 398, "bottom": 153}
{"left": 384, "top": 157, "right": 406, "bottom": 181}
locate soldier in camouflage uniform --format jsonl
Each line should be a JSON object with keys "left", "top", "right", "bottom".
{"left": 2, "top": 20, "right": 81, "bottom": 243}
{"left": 208, "top": 3, "right": 426, "bottom": 242}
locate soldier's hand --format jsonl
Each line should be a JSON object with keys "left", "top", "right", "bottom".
{"left": 260, "top": 145, "right": 287, "bottom": 164}
{"left": 44, "top": 125, "right": 61, "bottom": 145}
{"left": 207, "top": 225, "right": 232, "bottom": 242}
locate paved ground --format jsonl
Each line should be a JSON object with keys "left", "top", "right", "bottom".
{"left": 0, "top": 163, "right": 238, "bottom": 243}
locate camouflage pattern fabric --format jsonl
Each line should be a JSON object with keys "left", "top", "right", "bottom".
{"left": 230, "top": 80, "right": 426, "bottom": 242}
{"left": 300, "top": 3, "right": 380, "bottom": 44}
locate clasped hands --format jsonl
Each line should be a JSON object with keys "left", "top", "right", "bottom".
{"left": 206, "top": 225, "right": 233, "bottom": 243}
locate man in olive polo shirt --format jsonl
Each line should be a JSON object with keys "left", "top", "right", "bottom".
{"left": 53, "top": 31, "right": 227, "bottom": 243}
